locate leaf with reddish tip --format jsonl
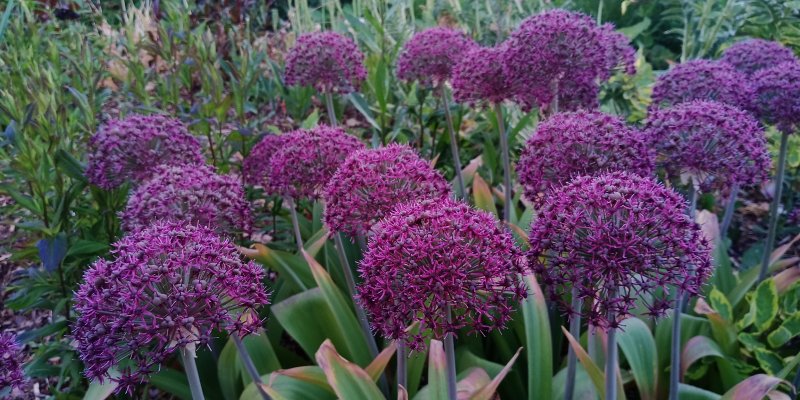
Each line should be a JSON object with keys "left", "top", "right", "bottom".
{"left": 720, "top": 374, "right": 790, "bottom": 400}
{"left": 562, "top": 326, "right": 606, "bottom": 399}
{"left": 458, "top": 368, "right": 492, "bottom": 397}
{"left": 268, "top": 366, "right": 332, "bottom": 393}
{"left": 469, "top": 347, "right": 522, "bottom": 400}
{"left": 315, "top": 339, "right": 385, "bottom": 400}
{"left": 680, "top": 336, "right": 724, "bottom": 379}
{"left": 398, "top": 385, "right": 408, "bottom": 400}
{"left": 427, "top": 340, "right": 449, "bottom": 400}
{"left": 304, "top": 227, "right": 330, "bottom": 257}
{"left": 472, "top": 173, "right": 498, "bottom": 216}
{"left": 365, "top": 341, "right": 397, "bottom": 382}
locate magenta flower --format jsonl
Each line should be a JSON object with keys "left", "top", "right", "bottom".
{"left": 265, "top": 125, "right": 364, "bottom": 200}
{"left": 284, "top": 31, "right": 367, "bottom": 94}
{"left": 751, "top": 61, "right": 800, "bottom": 134}
{"left": 517, "top": 111, "right": 655, "bottom": 206}
{"left": 452, "top": 45, "right": 511, "bottom": 105}
{"left": 86, "top": 114, "right": 205, "bottom": 189}
{"left": 0, "top": 333, "right": 26, "bottom": 392}
{"left": 528, "top": 172, "right": 712, "bottom": 328}
{"left": 323, "top": 144, "right": 451, "bottom": 238}
{"left": 396, "top": 27, "right": 476, "bottom": 87}
{"left": 643, "top": 100, "right": 771, "bottom": 195}
{"left": 502, "top": 9, "right": 635, "bottom": 111}
{"left": 720, "top": 39, "right": 797, "bottom": 76}
{"left": 243, "top": 134, "right": 285, "bottom": 187}
{"left": 121, "top": 164, "right": 251, "bottom": 236}
{"left": 73, "top": 221, "right": 269, "bottom": 394}
{"left": 650, "top": 60, "right": 754, "bottom": 111}
{"left": 357, "top": 199, "right": 527, "bottom": 351}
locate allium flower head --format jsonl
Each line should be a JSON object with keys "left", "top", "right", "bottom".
{"left": 86, "top": 114, "right": 205, "bottom": 189}
{"left": 73, "top": 222, "right": 269, "bottom": 394}
{"left": 644, "top": 100, "right": 770, "bottom": 195}
{"left": 650, "top": 60, "right": 754, "bottom": 111}
{"left": 0, "top": 333, "right": 26, "bottom": 392}
{"left": 720, "top": 39, "right": 797, "bottom": 76}
{"left": 265, "top": 125, "right": 364, "bottom": 200}
{"left": 284, "top": 31, "right": 367, "bottom": 94}
{"left": 242, "top": 134, "right": 286, "bottom": 187}
{"left": 323, "top": 144, "right": 451, "bottom": 238}
{"left": 396, "top": 27, "right": 476, "bottom": 87}
{"left": 751, "top": 61, "right": 800, "bottom": 134}
{"left": 357, "top": 199, "right": 527, "bottom": 351}
{"left": 121, "top": 164, "right": 251, "bottom": 236}
{"left": 517, "top": 111, "right": 655, "bottom": 206}
{"left": 528, "top": 172, "right": 712, "bottom": 328}
{"left": 502, "top": 9, "right": 636, "bottom": 111}
{"left": 452, "top": 45, "right": 511, "bottom": 105}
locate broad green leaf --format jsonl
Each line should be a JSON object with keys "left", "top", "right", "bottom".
{"left": 678, "top": 383, "right": 721, "bottom": 400}
{"left": 315, "top": 340, "right": 385, "bottom": 400}
{"left": 244, "top": 244, "right": 315, "bottom": 291}
{"left": 617, "top": 318, "right": 657, "bottom": 400}
{"left": 470, "top": 347, "right": 522, "bottom": 400}
{"left": 521, "top": 273, "right": 552, "bottom": 400}
{"left": 240, "top": 372, "right": 335, "bottom": 400}
{"left": 219, "top": 339, "right": 242, "bottom": 400}
{"left": 552, "top": 365, "right": 598, "bottom": 400}
{"left": 151, "top": 368, "right": 192, "bottom": 400}
{"left": 680, "top": 336, "right": 724, "bottom": 379}
{"left": 82, "top": 370, "right": 120, "bottom": 400}
{"left": 472, "top": 173, "right": 497, "bottom": 216}
{"left": 752, "top": 279, "right": 779, "bottom": 333}
{"left": 694, "top": 298, "right": 738, "bottom": 355}
{"left": 218, "top": 334, "right": 281, "bottom": 398}
{"left": 737, "top": 332, "right": 763, "bottom": 352}
{"left": 365, "top": 341, "right": 397, "bottom": 382}
{"left": 753, "top": 348, "right": 783, "bottom": 375}
{"left": 561, "top": 326, "right": 605, "bottom": 400}
{"left": 767, "top": 314, "right": 800, "bottom": 348}
{"left": 782, "top": 282, "right": 800, "bottom": 314}
{"left": 720, "top": 374, "right": 790, "bottom": 400}
{"left": 709, "top": 288, "right": 733, "bottom": 322}
{"left": 424, "top": 340, "right": 449, "bottom": 400}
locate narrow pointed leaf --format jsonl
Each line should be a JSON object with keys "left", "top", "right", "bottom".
{"left": 365, "top": 341, "right": 397, "bottom": 382}
{"left": 562, "top": 326, "right": 605, "bottom": 400}
{"left": 426, "top": 340, "right": 449, "bottom": 400}
{"left": 315, "top": 340, "right": 385, "bottom": 400}
{"left": 617, "top": 318, "right": 658, "bottom": 400}
{"left": 521, "top": 273, "right": 552, "bottom": 400}
{"left": 470, "top": 347, "right": 522, "bottom": 400}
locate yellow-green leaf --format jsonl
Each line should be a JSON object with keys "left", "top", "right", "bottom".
{"left": 472, "top": 173, "right": 497, "bottom": 216}
{"left": 753, "top": 279, "right": 779, "bottom": 333}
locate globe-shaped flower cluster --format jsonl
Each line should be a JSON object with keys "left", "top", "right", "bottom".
{"left": 121, "top": 164, "right": 251, "bottom": 236}
{"left": 650, "top": 60, "right": 753, "bottom": 111}
{"left": 751, "top": 61, "right": 800, "bottom": 134}
{"left": 517, "top": 111, "right": 654, "bottom": 206}
{"left": 323, "top": 144, "right": 451, "bottom": 238}
{"left": 0, "top": 333, "right": 26, "bottom": 393}
{"left": 528, "top": 172, "right": 712, "bottom": 328}
{"left": 73, "top": 222, "right": 269, "bottom": 394}
{"left": 242, "top": 134, "right": 285, "bottom": 187}
{"left": 284, "top": 32, "right": 367, "bottom": 94}
{"left": 357, "top": 199, "right": 527, "bottom": 351}
{"left": 643, "top": 100, "right": 771, "bottom": 195}
{"left": 86, "top": 114, "right": 205, "bottom": 189}
{"left": 502, "top": 9, "right": 635, "bottom": 111}
{"left": 264, "top": 125, "right": 364, "bottom": 200}
{"left": 396, "top": 27, "right": 476, "bottom": 87}
{"left": 452, "top": 45, "right": 510, "bottom": 105}
{"left": 720, "top": 39, "right": 797, "bottom": 76}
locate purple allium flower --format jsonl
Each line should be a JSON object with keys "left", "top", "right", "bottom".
{"left": 265, "top": 125, "right": 364, "bottom": 200}
{"left": 357, "top": 199, "right": 527, "bottom": 351}
{"left": 0, "top": 333, "right": 26, "bottom": 392}
{"left": 121, "top": 164, "right": 251, "bottom": 236}
{"left": 502, "top": 9, "right": 636, "bottom": 111}
{"left": 751, "top": 61, "right": 800, "bottom": 134}
{"left": 650, "top": 60, "right": 754, "bottom": 111}
{"left": 528, "top": 172, "right": 712, "bottom": 328}
{"left": 720, "top": 39, "right": 797, "bottom": 76}
{"left": 243, "top": 134, "right": 285, "bottom": 187}
{"left": 73, "top": 221, "right": 269, "bottom": 394}
{"left": 452, "top": 45, "right": 511, "bottom": 105}
{"left": 643, "top": 100, "right": 771, "bottom": 195}
{"left": 323, "top": 144, "right": 451, "bottom": 238}
{"left": 517, "top": 111, "right": 655, "bottom": 206}
{"left": 86, "top": 114, "right": 205, "bottom": 190}
{"left": 396, "top": 27, "right": 476, "bottom": 87}
{"left": 284, "top": 31, "right": 367, "bottom": 94}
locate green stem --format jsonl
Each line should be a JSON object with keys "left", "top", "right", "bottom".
{"left": 444, "top": 306, "right": 458, "bottom": 400}
{"left": 605, "top": 317, "right": 618, "bottom": 400}
{"left": 441, "top": 87, "right": 466, "bottom": 200}
{"left": 285, "top": 197, "right": 304, "bottom": 252}
{"left": 325, "top": 91, "right": 338, "bottom": 127}
{"left": 565, "top": 287, "right": 582, "bottom": 400}
{"left": 668, "top": 292, "right": 686, "bottom": 400}
{"left": 232, "top": 334, "right": 270, "bottom": 400}
{"left": 494, "top": 103, "right": 512, "bottom": 222}
{"left": 759, "top": 131, "right": 790, "bottom": 282}
{"left": 181, "top": 344, "right": 206, "bottom": 400}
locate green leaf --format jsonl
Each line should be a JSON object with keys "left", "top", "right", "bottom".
{"left": 561, "top": 326, "right": 606, "bottom": 400}
{"left": 753, "top": 348, "right": 783, "bottom": 375}
{"left": 680, "top": 336, "right": 724, "bottom": 380}
{"left": 521, "top": 273, "right": 552, "bottom": 400}
{"left": 301, "top": 109, "right": 319, "bottom": 129}
{"left": 315, "top": 340, "right": 385, "bottom": 400}
{"left": 619, "top": 17, "right": 652, "bottom": 40}
{"left": 219, "top": 339, "right": 243, "bottom": 400}
{"left": 709, "top": 288, "right": 733, "bottom": 322}
{"left": 246, "top": 244, "right": 314, "bottom": 292}
{"left": 82, "top": 371, "right": 120, "bottom": 400}
{"left": 552, "top": 365, "right": 598, "bottom": 400}
{"left": 65, "top": 240, "right": 109, "bottom": 259}
{"left": 54, "top": 149, "right": 88, "bottom": 183}
{"left": 472, "top": 173, "right": 498, "bottom": 217}
{"left": 150, "top": 368, "right": 192, "bottom": 400}
{"left": 424, "top": 339, "right": 449, "bottom": 400}
{"left": 720, "top": 374, "right": 790, "bottom": 400}
{"left": 782, "top": 282, "right": 800, "bottom": 314}
{"left": 348, "top": 92, "right": 381, "bottom": 131}
{"left": 365, "top": 341, "right": 397, "bottom": 382}
{"left": 767, "top": 314, "right": 800, "bottom": 348}
{"left": 240, "top": 371, "right": 336, "bottom": 400}
{"left": 469, "top": 347, "right": 522, "bottom": 400}
{"left": 752, "top": 279, "right": 779, "bottom": 333}
{"left": 617, "top": 318, "right": 657, "bottom": 400}
{"left": 678, "top": 383, "right": 721, "bottom": 400}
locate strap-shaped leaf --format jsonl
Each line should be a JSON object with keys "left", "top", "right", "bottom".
{"left": 315, "top": 340, "right": 385, "bottom": 400}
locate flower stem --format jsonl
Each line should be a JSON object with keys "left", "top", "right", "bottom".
{"left": 565, "top": 287, "right": 583, "bottom": 400}
{"left": 181, "top": 344, "right": 206, "bottom": 400}
{"left": 720, "top": 185, "right": 739, "bottom": 241}
{"left": 444, "top": 306, "right": 458, "bottom": 400}
{"left": 604, "top": 311, "right": 618, "bottom": 400}
{"left": 441, "top": 87, "right": 466, "bottom": 200}
{"left": 285, "top": 197, "right": 304, "bottom": 252}
{"left": 356, "top": 232, "right": 368, "bottom": 253}
{"left": 325, "top": 92, "right": 338, "bottom": 127}
{"left": 494, "top": 103, "right": 512, "bottom": 222}
{"left": 397, "top": 341, "right": 407, "bottom": 393}
{"left": 668, "top": 292, "right": 686, "bottom": 400}
{"left": 232, "top": 334, "right": 270, "bottom": 400}
{"left": 759, "top": 130, "right": 790, "bottom": 282}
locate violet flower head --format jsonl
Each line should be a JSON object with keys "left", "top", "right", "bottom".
{"left": 502, "top": 9, "right": 636, "bottom": 111}
{"left": 86, "top": 114, "right": 205, "bottom": 189}
{"left": 323, "top": 144, "right": 451, "bottom": 238}
{"left": 73, "top": 222, "right": 269, "bottom": 394}
{"left": 0, "top": 333, "right": 26, "bottom": 393}
{"left": 452, "top": 45, "right": 511, "bottom": 105}
{"left": 284, "top": 31, "right": 367, "bottom": 94}
{"left": 720, "top": 39, "right": 797, "bottom": 76}
{"left": 751, "top": 61, "right": 800, "bottom": 134}
{"left": 643, "top": 100, "right": 771, "bottom": 195}
{"left": 243, "top": 134, "right": 285, "bottom": 187}
{"left": 528, "top": 172, "right": 712, "bottom": 328}
{"left": 265, "top": 125, "right": 364, "bottom": 200}
{"left": 121, "top": 164, "right": 251, "bottom": 236}
{"left": 357, "top": 199, "right": 527, "bottom": 351}
{"left": 396, "top": 27, "right": 476, "bottom": 87}
{"left": 650, "top": 60, "right": 754, "bottom": 111}
{"left": 517, "top": 111, "right": 655, "bottom": 206}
